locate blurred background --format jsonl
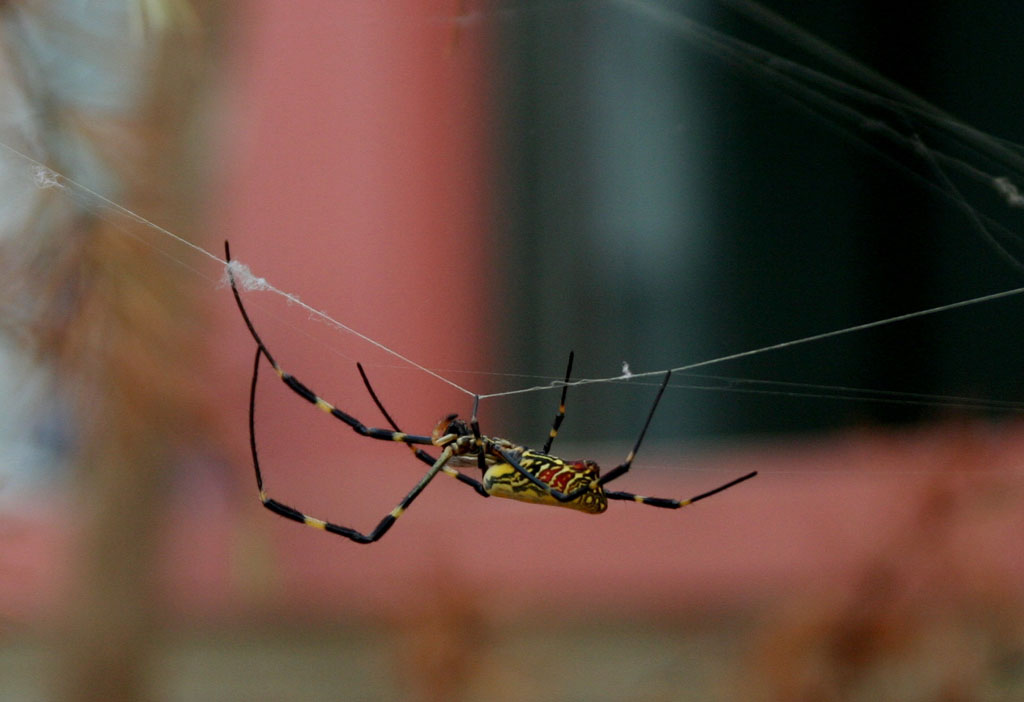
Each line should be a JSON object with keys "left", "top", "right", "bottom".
{"left": 1, "top": 1, "right": 1023, "bottom": 700}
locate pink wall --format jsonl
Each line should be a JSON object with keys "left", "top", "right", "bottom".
{"left": 212, "top": 0, "right": 497, "bottom": 542}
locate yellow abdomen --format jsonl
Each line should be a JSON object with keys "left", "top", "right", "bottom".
{"left": 482, "top": 452, "right": 608, "bottom": 514}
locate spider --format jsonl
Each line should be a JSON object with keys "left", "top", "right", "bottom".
{"left": 226, "top": 243, "right": 756, "bottom": 544}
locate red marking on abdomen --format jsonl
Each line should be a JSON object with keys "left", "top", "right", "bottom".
{"left": 538, "top": 467, "right": 572, "bottom": 492}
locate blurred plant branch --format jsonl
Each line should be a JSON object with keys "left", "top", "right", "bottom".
{"left": 0, "top": 2, "right": 220, "bottom": 701}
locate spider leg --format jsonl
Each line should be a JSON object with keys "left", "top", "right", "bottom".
{"left": 247, "top": 339, "right": 454, "bottom": 543}
{"left": 605, "top": 470, "right": 757, "bottom": 509}
{"left": 469, "top": 395, "right": 489, "bottom": 474}
{"left": 356, "top": 362, "right": 488, "bottom": 498}
{"left": 226, "top": 242, "right": 434, "bottom": 448}
{"left": 593, "top": 370, "right": 671, "bottom": 488}
{"left": 541, "top": 350, "right": 574, "bottom": 454}
{"left": 551, "top": 370, "right": 673, "bottom": 503}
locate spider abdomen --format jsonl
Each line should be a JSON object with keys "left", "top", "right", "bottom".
{"left": 482, "top": 451, "right": 608, "bottom": 514}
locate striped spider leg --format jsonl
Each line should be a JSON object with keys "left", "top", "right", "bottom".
{"left": 228, "top": 242, "right": 477, "bottom": 543}
{"left": 355, "top": 362, "right": 490, "bottom": 498}
{"left": 243, "top": 341, "right": 455, "bottom": 543}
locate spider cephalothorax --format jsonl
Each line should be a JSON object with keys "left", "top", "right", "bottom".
{"left": 432, "top": 414, "right": 469, "bottom": 443}
{"left": 226, "top": 242, "right": 756, "bottom": 544}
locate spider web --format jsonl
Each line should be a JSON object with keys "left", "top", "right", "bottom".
{"left": 3, "top": 0, "right": 1024, "bottom": 433}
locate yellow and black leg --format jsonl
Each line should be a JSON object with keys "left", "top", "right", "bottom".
{"left": 227, "top": 243, "right": 437, "bottom": 449}
{"left": 356, "top": 362, "right": 489, "bottom": 498}
{"left": 229, "top": 242, "right": 459, "bottom": 542}
{"left": 534, "top": 370, "right": 672, "bottom": 504}
{"left": 589, "top": 370, "right": 672, "bottom": 490}
{"left": 563, "top": 370, "right": 756, "bottom": 507}
{"left": 247, "top": 342, "right": 454, "bottom": 543}
{"left": 469, "top": 395, "right": 490, "bottom": 475}
{"left": 541, "top": 351, "right": 574, "bottom": 454}
{"left": 604, "top": 470, "right": 757, "bottom": 509}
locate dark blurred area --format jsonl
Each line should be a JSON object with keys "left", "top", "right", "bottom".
{"left": 496, "top": 0, "right": 1024, "bottom": 439}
